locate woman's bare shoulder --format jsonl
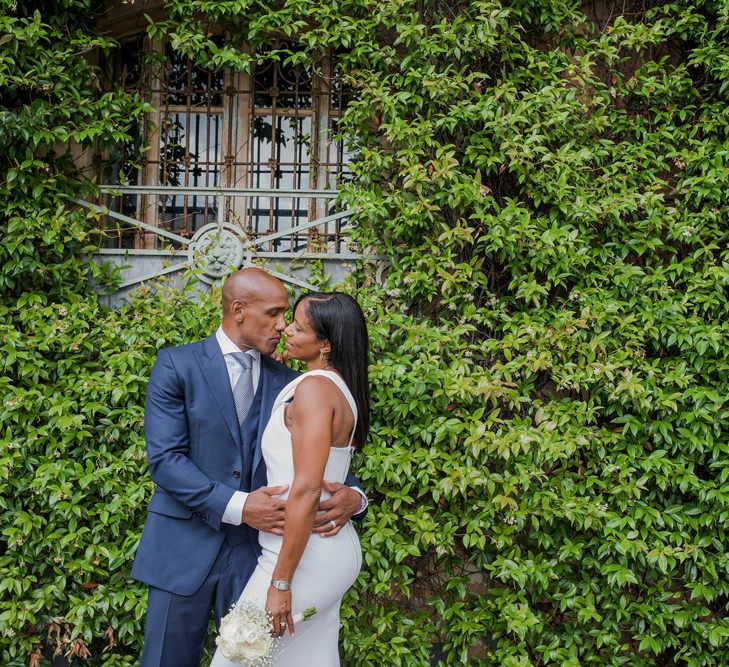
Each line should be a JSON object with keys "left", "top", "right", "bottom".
{"left": 293, "top": 373, "right": 341, "bottom": 399}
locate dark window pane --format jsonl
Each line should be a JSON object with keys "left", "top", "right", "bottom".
{"left": 253, "top": 47, "right": 312, "bottom": 109}
{"left": 158, "top": 112, "right": 222, "bottom": 236}
{"left": 249, "top": 114, "right": 311, "bottom": 246}
{"left": 163, "top": 44, "right": 224, "bottom": 106}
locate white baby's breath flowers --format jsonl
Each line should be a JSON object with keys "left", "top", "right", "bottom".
{"left": 217, "top": 601, "right": 276, "bottom": 666}
{"left": 216, "top": 601, "right": 317, "bottom": 665}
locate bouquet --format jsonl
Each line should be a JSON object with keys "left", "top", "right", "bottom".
{"left": 216, "top": 600, "right": 317, "bottom": 665}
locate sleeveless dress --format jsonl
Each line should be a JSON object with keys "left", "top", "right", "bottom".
{"left": 210, "top": 370, "right": 362, "bottom": 667}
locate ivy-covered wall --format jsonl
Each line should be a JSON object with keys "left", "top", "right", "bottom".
{"left": 1, "top": 1, "right": 728, "bottom": 665}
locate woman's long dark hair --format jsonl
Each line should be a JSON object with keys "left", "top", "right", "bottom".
{"left": 294, "top": 292, "right": 370, "bottom": 447}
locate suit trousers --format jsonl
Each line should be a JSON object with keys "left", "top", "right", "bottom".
{"left": 140, "top": 540, "right": 257, "bottom": 667}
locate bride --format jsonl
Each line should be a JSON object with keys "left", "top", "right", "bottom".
{"left": 210, "top": 291, "right": 369, "bottom": 667}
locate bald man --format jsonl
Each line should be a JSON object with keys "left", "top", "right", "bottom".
{"left": 132, "top": 268, "right": 366, "bottom": 667}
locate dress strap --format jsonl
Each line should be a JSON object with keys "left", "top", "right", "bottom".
{"left": 276, "top": 370, "right": 358, "bottom": 446}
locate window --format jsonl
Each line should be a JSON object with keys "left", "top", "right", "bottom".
{"left": 98, "top": 36, "right": 352, "bottom": 255}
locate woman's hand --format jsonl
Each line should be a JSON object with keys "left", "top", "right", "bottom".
{"left": 266, "top": 587, "right": 294, "bottom": 638}
{"left": 269, "top": 350, "right": 291, "bottom": 367}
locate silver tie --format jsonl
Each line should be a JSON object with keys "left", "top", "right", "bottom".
{"left": 231, "top": 352, "right": 254, "bottom": 425}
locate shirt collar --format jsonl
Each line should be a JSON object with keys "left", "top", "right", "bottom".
{"left": 215, "top": 326, "right": 261, "bottom": 364}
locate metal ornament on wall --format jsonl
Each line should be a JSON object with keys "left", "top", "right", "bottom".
{"left": 188, "top": 223, "right": 247, "bottom": 284}
{"left": 72, "top": 190, "right": 364, "bottom": 292}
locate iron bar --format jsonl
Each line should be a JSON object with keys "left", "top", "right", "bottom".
{"left": 98, "top": 186, "right": 338, "bottom": 197}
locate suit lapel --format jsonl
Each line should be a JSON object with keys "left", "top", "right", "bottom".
{"left": 252, "top": 356, "right": 290, "bottom": 476}
{"left": 195, "top": 335, "right": 242, "bottom": 449}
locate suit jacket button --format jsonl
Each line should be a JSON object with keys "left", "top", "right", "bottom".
{"left": 233, "top": 470, "right": 241, "bottom": 478}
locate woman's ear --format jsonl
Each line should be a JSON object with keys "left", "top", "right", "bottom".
{"left": 321, "top": 340, "right": 332, "bottom": 356}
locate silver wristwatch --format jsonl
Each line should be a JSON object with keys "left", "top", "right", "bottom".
{"left": 270, "top": 579, "right": 291, "bottom": 591}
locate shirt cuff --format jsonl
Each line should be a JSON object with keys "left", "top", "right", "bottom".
{"left": 351, "top": 486, "right": 368, "bottom": 515}
{"left": 222, "top": 491, "right": 249, "bottom": 526}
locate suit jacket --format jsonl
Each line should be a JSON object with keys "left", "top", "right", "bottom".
{"left": 131, "top": 334, "right": 303, "bottom": 595}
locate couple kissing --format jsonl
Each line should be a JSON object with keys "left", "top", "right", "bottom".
{"left": 132, "top": 268, "right": 369, "bottom": 667}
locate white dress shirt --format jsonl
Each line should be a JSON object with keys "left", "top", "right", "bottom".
{"left": 218, "top": 326, "right": 258, "bottom": 525}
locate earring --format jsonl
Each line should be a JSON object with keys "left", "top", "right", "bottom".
{"left": 319, "top": 349, "right": 325, "bottom": 362}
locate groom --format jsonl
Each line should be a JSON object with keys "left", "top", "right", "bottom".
{"left": 132, "top": 268, "right": 366, "bottom": 666}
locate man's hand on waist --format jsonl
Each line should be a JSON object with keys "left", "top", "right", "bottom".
{"left": 312, "top": 480, "right": 362, "bottom": 537}
{"left": 242, "top": 485, "right": 288, "bottom": 535}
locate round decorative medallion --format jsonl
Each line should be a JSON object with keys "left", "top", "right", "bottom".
{"left": 187, "top": 223, "right": 248, "bottom": 284}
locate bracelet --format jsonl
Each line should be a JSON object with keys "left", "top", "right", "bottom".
{"left": 270, "top": 579, "right": 291, "bottom": 591}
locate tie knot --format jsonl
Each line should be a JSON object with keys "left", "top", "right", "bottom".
{"left": 231, "top": 352, "right": 252, "bottom": 370}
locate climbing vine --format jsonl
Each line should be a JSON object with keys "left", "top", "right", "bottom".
{"left": 1, "top": 1, "right": 728, "bottom": 665}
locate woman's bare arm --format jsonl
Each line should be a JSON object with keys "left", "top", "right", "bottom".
{"left": 266, "top": 376, "right": 339, "bottom": 636}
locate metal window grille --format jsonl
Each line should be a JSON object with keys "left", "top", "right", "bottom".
{"left": 98, "top": 38, "right": 352, "bottom": 254}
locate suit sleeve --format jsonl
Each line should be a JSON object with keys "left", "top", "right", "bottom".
{"left": 144, "top": 348, "right": 236, "bottom": 531}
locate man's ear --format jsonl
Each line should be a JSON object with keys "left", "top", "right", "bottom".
{"left": 232, "top": 299, "right": 247, "bottom": 322}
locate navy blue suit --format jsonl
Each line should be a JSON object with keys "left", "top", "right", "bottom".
{"left": 132, "top": 335, "right": 361, "bottom": 666}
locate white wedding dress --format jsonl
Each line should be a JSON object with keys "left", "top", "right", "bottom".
{"left": 210, "top": 370, "right": 362, "bottom": 667}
